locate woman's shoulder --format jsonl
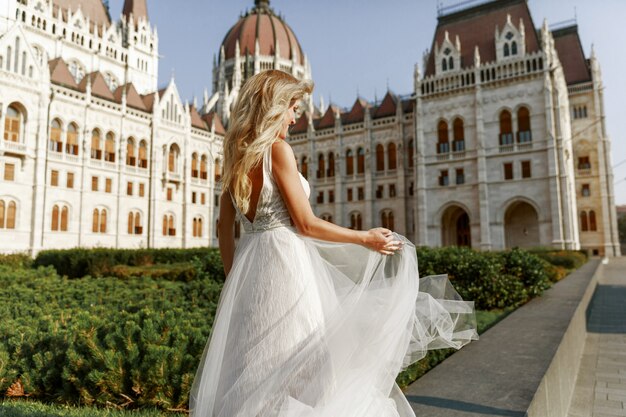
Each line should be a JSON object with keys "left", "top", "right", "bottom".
{"left": 270, "top": 140, "right": 295, "bottom": 167}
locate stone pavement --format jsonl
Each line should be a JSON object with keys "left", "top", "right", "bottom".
{"left": 567, "top": 257, "right": 626, "bottom": 417}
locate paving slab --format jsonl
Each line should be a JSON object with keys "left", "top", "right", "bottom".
{"left": 567, "top": 257, "right": 626, "bottom": 417}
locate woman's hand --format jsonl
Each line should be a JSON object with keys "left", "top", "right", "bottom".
{"left": 361, "top": 227, "right": 404, "bottom": 255}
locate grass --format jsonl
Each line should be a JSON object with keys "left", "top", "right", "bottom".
{"left": 0, "top": 399, "right": 177, "bottom": 417}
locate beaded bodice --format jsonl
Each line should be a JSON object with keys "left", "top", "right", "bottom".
{"left": 231, "top": 145, "right": 310, "bottom": 233}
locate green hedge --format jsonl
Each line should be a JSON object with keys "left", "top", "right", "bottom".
{"left": 1, "top": 246, "right": 584, "bottom": 413}
{"left": 34, "top": 248, "right": 224, "bottom": 282}
{"left": 0, "top": 264, "right": 222, "bottom": 411}
{"left": 415, "top": 246, "right": 555, "bottom": 310}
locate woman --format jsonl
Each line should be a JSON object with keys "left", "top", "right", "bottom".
{"left": 190, "top": 70, "right": 477, "bottom": 417}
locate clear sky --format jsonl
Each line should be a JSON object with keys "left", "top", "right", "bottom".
{"left": 108, "top": 0, "right": 626, "bottom": 205}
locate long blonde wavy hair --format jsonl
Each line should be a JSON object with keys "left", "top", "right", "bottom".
{"left": 222, "top": 70, "right": 313, "bottom": 214}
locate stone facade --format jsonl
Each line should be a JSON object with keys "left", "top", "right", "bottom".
{"left": 0, "top": 0, "right": 224, "bottom": 254}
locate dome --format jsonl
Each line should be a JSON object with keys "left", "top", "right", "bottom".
{"left": 221, "top": 0, "right": 305, "bottom": 65}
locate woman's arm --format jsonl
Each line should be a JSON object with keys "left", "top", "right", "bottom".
{"left": 217, "top": 191, "right": 237, "bottom": 276}
{"left": 271, "top": 140, "right": 400, "bottom": 254}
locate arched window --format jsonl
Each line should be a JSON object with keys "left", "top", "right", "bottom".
{"left": 589, "top": 210, "right": 597, "bottom": 231}
{"left": 126, "top": 138, "right": 136, "bottom": 166}
{"left": 162, "top": 215, "right": 168, "bottom": 236}
{"left": 504, "top": 43, "right": 510, "bottom": 57}
{"left": 381, "top": 210, "right": 395, "bottom": 230}
{"left": 92, "top": 209, "right": 99, "bottom": 233}
{"left": 99, "top": 209, "right": 107, "bottom": 233}
{"left": 138, "top": 140, "right": 148, "bottom": 168}
{"left": 499, "top": 110, "right": 513, "bottom": 145}
{"left": 68, "top": 60, "right": 84, "bottom": 83}
{"left": 52, "top": 204, "right": 59, "bottom": 231}
{"left": 317, "top": 153, "right": 325, "bottom": 179}
{"left": 0, "top": 201, "right": 4, "bottom": 228}
{"left": 357, "top": 147, "right": 365, "bottom": 174}
{"left": 388, "top": 143, "right": 397, "bottom": 170}
{"left": 91, "top": 129, "right": 102, "bottom": 159}
{"left": 168, "top": 215, "right": 175, "bottom": 236}
{"left": 442, "top": 58, "right": 447, "bottom": 71}
{"left": 191, "top": 153, "right": 198, "bottom": 178}
{"left": 345, "top": 149, "right": 354, "bottom": 175}
{"left": 4, "top": 105, "right": 22, "bottom": 142}
{"left": 437, "top": 120, "right": 449, "bottom": 154}
{"left": 511, "top": 41, "right": 517, "bottom": 55}
{"left": 49, "top": 119, "right": 62, "bottom": 152}
{"left": 517, "top": 107, "right": 532, "bottom": 143}
{"left": 448, "top": 57, "right": 454, "bottom": 70}
{"left": 580, "top": 211, "right": 588, "bottom": 232}
{"left": 214, "top": 158, "right": 222, "bottom": 182}
{"left": 66, "top": 123, "right": 78, "bottom": 155}
{"left": 60, "top": 206, "right": 68, "bottom": 231}
{"left": 5, "top": 201, "right": 15, "bottom": 229}
{"left": 104, "top": 132, "right": 115, "bottom": 162}
{"left": 327, "top": 152, "right": 335, "bottom": 177}
{"left": 200, "top": 155, "right": 208, "bottom": 180}
{"left": 350, "top": 212, "right": 362, "bottom": 230}
{"left": 453, "top": 118, "right": 465, "bottom": 152}
{"left": 128, "top": 211, "right": 134, "bottom": 234}
{"left": 408, "top": 139, "right": 414, "bottom": 168}
{"left": 376, "top": 144, "right": 385, "bottom": 171}
{"left": 300, "top": 156, "right": 308, "bottom": 179}
{"left": 168, "top": 144, "right": 179, "bottom": 173}
{"left": 134, "top": 212, "right": 142, "bottom": 234}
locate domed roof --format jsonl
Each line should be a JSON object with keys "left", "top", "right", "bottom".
{"left": 221, "top": 0, "right": 304, "bottom": 65}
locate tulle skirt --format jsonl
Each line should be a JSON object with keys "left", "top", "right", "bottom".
{"left": 189, "top": 226, "right": 477, "bottom": 417}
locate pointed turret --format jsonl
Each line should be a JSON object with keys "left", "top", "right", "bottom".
{"left": 122, "top": 0, "right": 148, "bottom": 26}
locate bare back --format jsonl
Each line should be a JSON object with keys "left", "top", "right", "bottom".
{"left": 244, "top": 162, "right": 264, "bottom": 223}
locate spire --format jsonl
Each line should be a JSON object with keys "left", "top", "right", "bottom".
{"left": 122, "top": 0, "right": 148, "bottom": 26}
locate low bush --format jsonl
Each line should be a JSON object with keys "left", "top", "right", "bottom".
{"left": 34, "top": 248, "right": 225, "bottom": 282}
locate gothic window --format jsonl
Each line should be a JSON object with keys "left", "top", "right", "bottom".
{"left": 448, "top": 57, "right": 454, "bottom": 70}
{"left": 126, "top": 138, "right": 136, "bottom": 166}
{"left": 511, "top": 41, "right": 518, "bottom": 55}
{"left": 163, "top": 214, "right": 176, "bottom": 236}
{"left": 104, "top": 132, "right": 115, "bottom": 162}
{"left": 214, "top": 158, "right": 222, "bottom": 182}
{"left": 92, "top": 208, "right": 107, "bottom": 233}
{"left": 60, "top": 206, "right": 68, "bottom": 231}
{"left": 350, "top": 212, "right": 362, "bottom": 230}
{"left": 68, "top": 60, "right": 84, "bottom": 83}
{"left": 453, "top": 118, "right": 465, "bottom": 152}
{"left": 317, "top": 153, "right": 325, "bottom": 179}
{"left": 300, "top": 156, "right": 308, "bottom": 179}
{"left": 437, "top": 120, "right": 449, "bottom": 154}
{"left": 104, "top": 72, "right": 118, "bottom": 92}
{"left": 66, "top": 123, "right": 79, "bottom": 155}
{"left": 381, "top": 210, "right": 395, "bottom": 230}
{"left": 376, "top": 144, "right": 385, "bottom": 172}
{"left": 200, "top": 155, "right": 208, "bottom": 180}
{"left": 357, "top": 147, "right": 365, "bottom": 174}
{"left": 191, "top": 153, "right": 198, "bottom": 177}
{"left": 138, "top": 140, "right": 148, "bottom": 168}
{"left": 327, "top": 152, "right": 335, "bottom": 177}
{"left": 0, "top": 200, "right": 13, "bottom": 229}
{"left": 345, "top": 149, "right": 354, "bottom": 175}
{"left": 504, "top": 43, "right": 510, "bottom": 57}
{"left": 578, "top": 156, "right": 591, "bottom": 170}
{"left": 51, "top": 204, "right": 59, "bottom": 231}
{"left": 168, "top": 144, "right": 180, "bottom": 173}
{"left": 442, "top": 58, "right": 447, "bottom": 71}
{"left": 49, "top": 119, "right": 62, "bottom": 152}
{"left": 388, "top": 143, "right": 397, "bottom": 170}
{"left": 439, "top": 169, "right": 449, "bottom": 186}
{"left": 91, "top": 129, "right": 102, "bottom": 159}
{"left": 589, "top": 211, "right": 597, "bottom": 231}
{"left": 4, "top": 104, "right": 22, "bottom": 142}
{"left": 517, "top": 107, "right": 532, "bottom": 143}
{"left": 499, "top": 110, "right": 513, "bottom": 145}
{"left": 580, "top": 211, "right": 588, "bottom": 232}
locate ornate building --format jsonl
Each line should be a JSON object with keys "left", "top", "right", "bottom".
{"left": 0, "top": 0, "right": 620, "bottom": 256}
{"left": 0, "top": 0, "right": 225, "bottom": 253}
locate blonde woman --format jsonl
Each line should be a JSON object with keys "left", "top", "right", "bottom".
{"left": 189, "top": 70, "right": 477, "bottom": 417}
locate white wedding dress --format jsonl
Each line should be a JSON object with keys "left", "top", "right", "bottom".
{"left": 189, "top": 145, "right": 478, "bottom": 417}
